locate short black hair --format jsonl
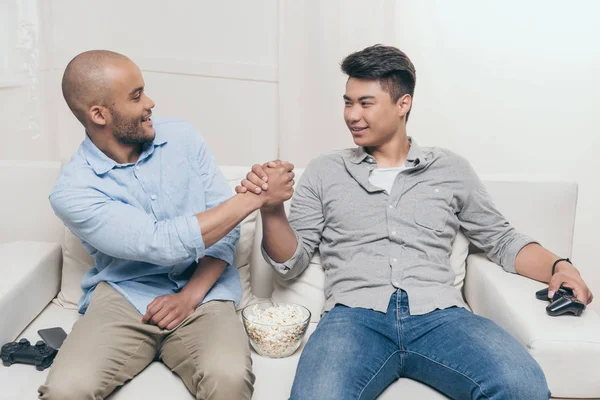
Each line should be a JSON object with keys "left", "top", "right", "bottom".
{"left": 341, "top": 44, "right": 416, "bottom": 120}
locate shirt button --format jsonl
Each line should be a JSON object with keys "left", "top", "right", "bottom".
{"left": 391, "top": 231, "right": 397, "bottom": 236}
{"left": 393, "top": 281, "right": 400, "bottom": 287}
{"left": 434, "top": 188, "right": 439, "bottom": 193}
{"left": 135, "top": 166, "right": 140, "bottom": 170}
{"left": 150, "top": 194, "right": 157, "bottom": 200}
{"left": 392, "top": 258, "right": 398, "bottom": 262}
{"left": 172, "top": 272, "right": 178, "bottom": 277}
{"left": 388, "top": 205, "right": 394, "bottom": 209}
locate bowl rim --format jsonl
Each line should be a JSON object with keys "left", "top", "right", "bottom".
{"left": 241, "top": 301, "right": 312, "bottom": 327}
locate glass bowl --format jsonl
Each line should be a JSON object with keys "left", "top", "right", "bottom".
{"left": 241, "top": 301, "right": 311, "bottom": 358}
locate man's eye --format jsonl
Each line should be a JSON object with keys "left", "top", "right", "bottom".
{"left": 362, "top": 102, "right": 372, "bottom": 107}
{"left": 344, "top": 102, "right": 352, "bottom": 107}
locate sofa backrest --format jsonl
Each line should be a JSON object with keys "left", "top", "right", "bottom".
{"left": 0, "top": 161, "right": 63, "bottom": 245}
{"left": 478, "top": 178, "right": 577, "bottom": 258}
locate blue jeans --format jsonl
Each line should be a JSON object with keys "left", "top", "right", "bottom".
{"left": 291, "top": 290, "right": 549, "bottom": 400}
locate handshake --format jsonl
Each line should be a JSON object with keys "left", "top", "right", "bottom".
{"left": 235, "top": 160, "right": 296, "bottom": 210}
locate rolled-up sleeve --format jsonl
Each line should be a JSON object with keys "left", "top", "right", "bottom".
{"left": 50, "top": 187, "right": 206, "bottom": 266}
{"left": 261, "top": 159, "right": 325, "bottom": 280}
{"left": 457, "top": 161, "right": 537, "bottom": 273}
{"left": 261, "top": 229, "right": 304, "bottom": 276}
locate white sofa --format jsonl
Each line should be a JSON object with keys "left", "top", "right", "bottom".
{"left": 1, "top": 160, "right": 599, "bottom": 400}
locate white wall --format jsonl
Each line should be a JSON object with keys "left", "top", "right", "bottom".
{"left": 45, "top": 0, "right": 280, "bottom": 165}
{"left": 396, "top": 1, "right": 600, "bottom": 311}
{"left": 278, "top": 0, "right": 397, "bottom": 166}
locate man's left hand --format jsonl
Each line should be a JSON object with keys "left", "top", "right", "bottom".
{"left": 548, "top": 261, "right": 594, "bottom": 305}
{"left": 142, "top": 292, "right": 197, "bottom": 330}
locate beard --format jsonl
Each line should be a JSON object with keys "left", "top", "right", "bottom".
{"left": 110, "top": 107, "right": 154, "bottom": 145}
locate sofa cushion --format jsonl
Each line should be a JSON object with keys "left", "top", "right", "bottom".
{"left": 0, "top": 242, "right": 62, "bottom": 346}
{"left": 221, "top": 165, "right": 260, "bottom": 310}
{"left": 54, "top": 228, "right": 94, "bottom": 309}
{"left": 271, "top": 169, "right": 471, "bottom": 322}
{"left": 271, "top": 251, "right": 326, "bottom": 323}
{"left": 55, "top": 166, "right": 257, "bottom": 311}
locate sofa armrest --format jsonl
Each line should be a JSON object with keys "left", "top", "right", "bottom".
{"left": 464, "top": 253, "right": 600, "bottom": 398}
{"left": 0, "top": 241, "right": 62, "bottom": 346}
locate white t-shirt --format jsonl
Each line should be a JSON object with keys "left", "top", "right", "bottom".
{"left": 368, "top": 166, "right": 408, "bottom": 194}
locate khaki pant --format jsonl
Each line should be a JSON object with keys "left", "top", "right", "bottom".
{"left": 38, "top": 283, "right": 255, "bottom": 400}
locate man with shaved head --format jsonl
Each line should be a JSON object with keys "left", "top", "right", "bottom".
{"left": 39, "top": 50, "right": 295, "bottom": 399}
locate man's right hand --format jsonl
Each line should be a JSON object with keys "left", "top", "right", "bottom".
{"left": 237, "top": 161, "right": 299, "bottom": 263}
{"left": 235, "top": 161, "right": 295, "bottom": 209}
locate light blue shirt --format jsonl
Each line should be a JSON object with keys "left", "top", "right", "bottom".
{"left": 49, "top": 118, "right": 241, "bottom": 315}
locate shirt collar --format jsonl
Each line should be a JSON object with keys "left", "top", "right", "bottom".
{"left": 347, "top": 136, "right": 425, "bottom": 167}
{"left": 83, "top": 129, "right": 168, "bottom": 175}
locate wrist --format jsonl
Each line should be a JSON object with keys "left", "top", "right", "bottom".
{"left": 178, "top": 288, "right": 202, "bottom": 309}
{"left": 236, "top": 192, "right": 265, "bottom": 212}
{"left": 553, "top": 258, "right": 576, "bottom": 275}
{"left": 261, "top": 203, "right": 285, "bottom": 215}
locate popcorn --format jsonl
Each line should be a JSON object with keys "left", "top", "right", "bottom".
{"left": 243, "top": 303, "right": 310, "bottom": 358}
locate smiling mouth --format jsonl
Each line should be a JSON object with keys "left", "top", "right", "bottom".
{"left": 141, "top": 114, "right": 152, "bottom": 124}
{"left": 350, "top": 126, "right": 368, "bottom": 134}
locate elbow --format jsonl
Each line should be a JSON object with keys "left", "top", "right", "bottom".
{"left": 488, "top": 233, "right": 530, "bottom": 272}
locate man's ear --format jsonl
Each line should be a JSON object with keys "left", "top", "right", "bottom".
{"left": 396, "top": 94, "right": 412, "bottom": 119}
{"left": 88, "top": 105, "right": 108, "bottom": 127}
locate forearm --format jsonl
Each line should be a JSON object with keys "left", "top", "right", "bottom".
{"left": 261, "top": 204, "right": 298, "bottom": 263}
{"left": 515, "top": 243, "right": 571, "bottom": 283}
{"left": 179, "top": 256, "right": 227, "bottom": 306}
{"left": 196, "top": 193, "right": 262, "bottom": 249}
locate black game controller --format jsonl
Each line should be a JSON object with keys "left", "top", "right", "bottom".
{"left": 535, "top": 286, "right": 585, "bottom": 316}
{"left": 1, "top": 338, "right": 58, "bottom": 371}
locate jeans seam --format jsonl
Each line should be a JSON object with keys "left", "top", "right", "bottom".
{"left": 357, "top": 350, "right": 401, "bottom": 400}
{"left": 395, "top": 291, "right": 400, "bottom": 346}
{"left": 395, "top": 291, "right": 405, "bottom": 376}
{"left": 405, "top": 350, "right": 491, "bottom": 400}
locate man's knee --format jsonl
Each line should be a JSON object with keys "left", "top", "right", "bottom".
{"left": 291, "top": 380, "right": 343, "bottom": 400}
{"left": 197, "top": 362, "right": 255, "bottom": 400}
{"left": 290, "top": 352, "right": 358, "bottom": 400}
{"left": 488, "top": 362, "right": 550, "bottom": 400}
{"left": 38, "top": 369, "right": 105, "bottom": 400}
